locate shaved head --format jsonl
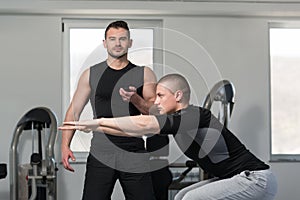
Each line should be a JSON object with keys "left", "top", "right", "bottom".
{"left": 157, "top": 73, "right": 191, "bottom": 103}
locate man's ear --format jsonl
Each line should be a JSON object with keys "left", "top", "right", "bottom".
{"left": 103, "top": 39, "right": 107, "bottom": 48}
{"left": 128, "top": 39, "right": 133, "bottom": 48}
{"left": 175, "top": 90, "right": 183, "bottom": 102}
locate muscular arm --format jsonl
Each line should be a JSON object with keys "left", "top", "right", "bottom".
{"left": 99, "top": 115, "right": 160, "bottom": 136}
{"left": 61, "top": 68, "right": 91, "bottom": 171}
{"left": 60, "top": 115, "right": 161, "bottom": 137}
{"left": 120, "top": 66, "right": 157, "bottom": 114}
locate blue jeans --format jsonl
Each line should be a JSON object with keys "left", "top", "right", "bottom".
{"left": 174, "top": 169, "right": 277, "bottom": 200}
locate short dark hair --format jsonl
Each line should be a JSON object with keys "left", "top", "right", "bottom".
{"left": 105, "top": 20, "right": 130, "bottom": 39}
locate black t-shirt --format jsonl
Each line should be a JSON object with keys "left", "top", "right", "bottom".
{"left": 155, "top": 105, "right": 269, "bottom": 178}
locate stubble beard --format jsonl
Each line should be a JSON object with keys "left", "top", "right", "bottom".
{"left": 108, "top": 51, "right": 128, "bottom": 60}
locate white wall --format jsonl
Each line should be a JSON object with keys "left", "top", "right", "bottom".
{"left": 0, "top": 14, "right": 62, "bottom": 200}
{"left": 1, "top": 1, "right": 300, "bottom": 200}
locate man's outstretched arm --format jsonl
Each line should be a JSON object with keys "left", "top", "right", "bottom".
{"left": 60, "top": 115, "right": 161, "bottom": 137}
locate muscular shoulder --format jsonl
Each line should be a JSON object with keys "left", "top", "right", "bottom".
{"left": 143, "top": 66, "right": 157, "bottom": 83}
{"left": 79, "top": 68, "right": 90, "bottom": 85}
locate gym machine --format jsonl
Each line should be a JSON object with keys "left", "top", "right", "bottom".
{"left": 202, "top": 79, "right": 235, "bottom": 128}
{"left": 10, "top": 107, "right": 58, "bottom": 200}
{"left": 0, "top": 163, "right": 7, "bottom": 179}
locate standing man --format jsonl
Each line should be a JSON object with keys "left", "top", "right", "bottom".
{"left": 61, "top": 73, "right": 278, "bottom": 200}
{"left": 61, "top": 20, "right": 157, "bottom": 200}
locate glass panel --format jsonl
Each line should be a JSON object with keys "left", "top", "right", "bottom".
{"left": 270, "top": 28, "right": 300, "bottom": 156}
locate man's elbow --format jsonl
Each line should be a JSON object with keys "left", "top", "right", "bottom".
{"left": 137, "top": 119, "right": 160, "bottom": 134}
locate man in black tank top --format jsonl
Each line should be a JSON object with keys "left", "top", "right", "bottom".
{"left": 61, "top": 20, "right": 159, "bottom": 200}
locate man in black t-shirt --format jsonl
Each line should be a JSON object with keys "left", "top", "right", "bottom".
{"left": 61, "top": 73, "right": 278, "bottom": 200}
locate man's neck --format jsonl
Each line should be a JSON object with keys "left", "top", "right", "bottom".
{"left": 106, "top": 57, "right": 129, "bottom": 70}
{"left": 176, "top": 104, "right": 189, "bottom": 112}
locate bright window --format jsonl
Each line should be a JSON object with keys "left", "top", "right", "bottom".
{"left": 270, "top": 23, "right": 300, "bottom": 161}
{"left": 62, "top": 19, "right": 162, "bottom": 152}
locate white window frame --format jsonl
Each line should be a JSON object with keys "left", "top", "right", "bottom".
{"left": 269, "top": 21, "right": 300, "bottom": 162}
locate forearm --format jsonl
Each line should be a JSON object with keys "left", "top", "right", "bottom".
{"left": 97, "top": 126, "right": 143, "bottom": 137}
{"left": 61, "top": 108, "right": 79, "bottom": 148}
{"left": 98, "top": 115, "right": 160, "bottom": 136}
{"left": 130, "top": 93, "right": 153, "bottom": 115}
{"left": 60, "top": 115, "right": 161, "bottom": 138}
{"left": 61, "top": 131, "right": 75, "bottom": 149}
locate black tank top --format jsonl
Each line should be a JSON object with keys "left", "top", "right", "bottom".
{"left": 89, "top": 61, "right": 145, "bottom": 151}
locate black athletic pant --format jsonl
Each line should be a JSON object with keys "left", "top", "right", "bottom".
{"left": 82, "top": 154, "right": 156, "bottom": 200}
{"left": 151, "top": 167, "right": 172, "bottom": 200}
